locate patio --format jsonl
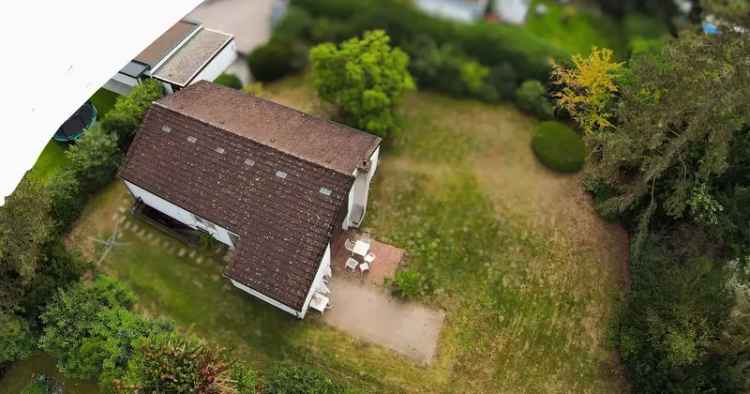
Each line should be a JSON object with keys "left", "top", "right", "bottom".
{"left": 319, "top": 230, "right": 445, "bottom": 365}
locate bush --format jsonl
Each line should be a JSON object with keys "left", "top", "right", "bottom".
{"left": 293, "top": 0, "right": 564, "bottom": 81}
{"left": 47, "top": 170, "right": 85, "bottom": 231}
{"left": 531, "top": 122, "right": 586, "bottom": 173}
{"left": 119, "top": 332, "right": 229, "bottom": 393}
{"left": 232, "top": 363, "right": 258, "bottom": 394}
{"left": 0, "top": 312, "right": 35, "bottom": 364}
{"left": 406, "top": 36, "right": 499, "bottom": 101}
{"left": 265, "top": 363, "right": 343, "bottom": 394}
{"left": 65, "top": 124, "right": 119, "bottom": 195}
{"left": 20, "top": 375, "right": 56, "bottom": 394}
{"left": 310, "top": 30, "right": 414, "bottom": 138}
{"left": 213, "top": 73, "right": 243, "bottom": 90}
{"left": 515, "top": 80, "right": 554, "bottom": 119}
{"left": 100, "top": 79, "right": 163, "bottom": 149}
{"left": 390, "top": 269, "right": 426, "bottom": 299}
{"left": 248, "top": 39, "right": 308, "bottom": 82}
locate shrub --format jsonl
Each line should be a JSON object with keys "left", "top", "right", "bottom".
{"left": 213, "top": 73, "right": 243, "bottom": 90}
{"left": 265, "top": 363, "right": 343, "bottom": 394}
{"left": 310, "top": 30, "right": 414, "bottom": 138}
{"left": 100, "top": 79, "right": 163, "bottom": 149}
{"left": 406, "top": 36, "right": 498, "bottom": 101}
{"left": 248, "top": 39, "right": 308, "bottom": 82}
{"left": 0, "top": 312, "right": 35, "bottom": 364}
{"left": 119, "top": 332, "right": 229, "bottom": 393}
{"left": 515, "top": 80, "right": 554, "bottom": 119}
{"left": 20, "top": 375, "right": 55, "bottom": 394}
{"left": 390, "top": 269, "right": 426, "bottom": 299}
{"left": 273, "top": 6, "right": 314, "bottom": 41}
{"left": 39, "top": 276, "right": 135, "bottom": 379}
{"left": 47, "top": 170, "right": 85, "bottom": 231}
{"left": 531, "top": 122, "right": 586, "bottom": 173}
{"left": 232, "top": 363, "right": 258, "bottom": 394}
{"left": 65, "top": 124, "right": 119, "bottom": 194}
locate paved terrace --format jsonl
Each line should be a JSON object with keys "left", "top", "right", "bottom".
{"left": 321, "top": 231, "right": 445, "bottom": 365}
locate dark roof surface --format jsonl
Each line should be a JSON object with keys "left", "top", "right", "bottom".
{"left": 134, "top": 20, "right": 199, "bottom": 68}
{"left": 158, "top": 81, "right": 381, "bottom": 175}
{"left": 120, "top": 83, "right": 380, "bottom": 311}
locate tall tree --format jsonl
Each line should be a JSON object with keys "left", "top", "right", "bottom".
{"left": 310, "top": 30, "right": 414, "bottom": 138}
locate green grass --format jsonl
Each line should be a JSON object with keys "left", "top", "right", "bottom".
{"left": 60, "top": 78, "right": 626, "bottom": 393}
{"left": 0, "top": 354, "right": 99, "bottom": 394}
{"left": 526, "top": 1, "right": 622, "bottom": 56}
{"left": 531, "top": 121, "right": 586, "bottom": 173}
{"left": 90, "top": 89, "right": 118, "bottom": 119}
{"left": 26, "top": 140, "right": 71, "bottom": 184}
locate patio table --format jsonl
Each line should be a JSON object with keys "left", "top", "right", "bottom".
{"left": 352, "top": 240, "right": 370, "bottom": 257}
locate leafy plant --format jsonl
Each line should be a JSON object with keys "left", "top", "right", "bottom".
{"left": 0, "top": 312, "right": 35, "bottom": 364}
{"left": 214, "top": 73, "right": 243, "bottom": 90}
{"left": 311, "top": 30, "right": 414, "bottom": 138}
{"left": 389, "top": 269, "right": 426, "bottom": 299}
{"left": 531, "top": 121, "right": 586, "bottom": 173}
{"left": 264, "top": 363, "right": 344, "bottom": 394}
{"left": 100, "top": 78, "right": 164, "bottom": 149}
{"left": 248, "top": 39, "right": 308, "bottom": 82}
{"left": 515, "top": 80, "right": 554, "bottom": 120}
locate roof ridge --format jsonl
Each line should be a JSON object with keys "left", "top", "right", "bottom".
{"left": 152, "top": 102, "right": 358, "bottom": 178}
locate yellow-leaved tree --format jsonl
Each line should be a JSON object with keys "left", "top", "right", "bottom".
{"left": 551, "top": 48, "right": 623, "bottom": 135}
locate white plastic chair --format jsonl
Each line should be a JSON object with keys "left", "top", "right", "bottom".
{"left": 344, "top": 238, "right": 356, "bottom": 252}
{"left": 345, "top": 257, "right": 359, "bottom": 271}
{"left": 364, "top": 252, "right": 376, "bottom": 264}
{"left": 359, "top": 262, "right": 370, "bottom": 274}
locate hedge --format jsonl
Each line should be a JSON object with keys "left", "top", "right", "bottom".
{"left": 531, "top": 121, "right": 585, "bottom": 173}
{"left": 213, "top": 73, "right": 243, "bottom": 89}
{"left": 291, "top": 0, "right": 566, "bottom": 81}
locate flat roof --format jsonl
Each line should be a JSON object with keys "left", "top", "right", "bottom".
{"left": 152, "top": 28, "right": 233, "bottom": 87}
{"left": 134, "top": 20, "right": 200, "bottom": 68}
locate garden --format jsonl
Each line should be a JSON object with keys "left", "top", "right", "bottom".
{"left": 4, "top": 0, "right": 750, "bottom": 393}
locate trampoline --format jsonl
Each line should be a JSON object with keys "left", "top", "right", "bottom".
{"left": 53, "top": 101, "right": 97, "bottom": 142}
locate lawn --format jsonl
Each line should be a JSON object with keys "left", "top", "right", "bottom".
{"left": 60, "top": 75, "right": 627, "bottom": 393}
{"left": 27, "top": 89, "right": 119, "bottom": 184}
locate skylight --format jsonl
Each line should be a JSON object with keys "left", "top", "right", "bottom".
{"left": 161, "top": 125, "right": 171, "bottom": 133}
{"left": 319, "top": 187, "right": 332, "bottom": 196}
{"left": 244, "top": 158, "right": 255, "bottom": 166}
{"left": 187, "top": 136, "right": 197, "bottom": 143}
{"left": 215, "top": 147, "right": 225, "bottom": 154}
{"left": 275, "top": 170, "right": 287, "bottom": 179}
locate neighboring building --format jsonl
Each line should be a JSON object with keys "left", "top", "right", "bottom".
{"left": 119, "top": 81, "right": 381, "bottom": 318}
{"left": 413, "top": 0, "right": 530, "bottom": 24}
{"left": 415, "top": 0, "right": 489, "bottom": 22}
{"left": 104, "top": 20, "right": 237, "bottom": 95}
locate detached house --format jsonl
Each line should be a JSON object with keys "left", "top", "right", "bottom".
{"left": 119, "top": 81, "right": 381, "bottom": 318}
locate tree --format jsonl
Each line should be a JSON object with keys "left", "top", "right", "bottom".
{"left": 701, "top": 0, "right": 750, "bottom": 26}
{"left": 551, "top": 47, "right": 623, "bottom": 135}
{"left": 555, "top": 33, "right": 750, "bottom": 254}
{"left": 0, "top": 179, "right": 56, "bottom": 311}
{"left": 0, "top": 311, "right": 34, "bottom": 364}
{"left": 66, "top": 124, "right": 119, "bottom": 194}
{"left": 310, "top": 30, "right": 414, "bottom": 138}
{"left": 100, "top": 78, "right": 163, "bottom": 148}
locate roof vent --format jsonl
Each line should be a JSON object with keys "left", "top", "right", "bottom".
{"left": 187, "top": 136, "right": 197, "bottom": 143}
{"left": 319, "top": 187, "right": 332, "bottom": 196}
{"left": 244, "top": 158, "right": 255, "bottom": 166}
{"left": 275, "top": 170, "right": 287, "bottom": 179}
{"left": 161, "top": 125, "right": 171, "bottom": 133}
{"left": 215, "top": 147, "right": 225, "bottom": 154}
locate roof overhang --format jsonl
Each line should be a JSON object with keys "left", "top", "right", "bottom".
{"left": 0, "top": 0, "right": 203, "bottom": 205}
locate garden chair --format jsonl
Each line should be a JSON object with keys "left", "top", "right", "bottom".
{"left": 344, "top": 238, "right": 356, "bottom": 253}
{"left": 364, "top": 252, "right": 376, "bottom": 264}
{"left": 345, "top": 257, "right": 359, "bottom": 271}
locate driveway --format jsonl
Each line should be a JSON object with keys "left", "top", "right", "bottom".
{"left": 188, "top": 0, "right": 277, "bottom": 83}
{"left": 322, "top": 277, "right": 445, "bottom": 365}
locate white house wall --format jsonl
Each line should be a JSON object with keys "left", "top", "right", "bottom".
{"left": 230, "top": 279, "right": 302, "bottom": 317}
{"left": 300, "top": 243, "right": 332, "bottom": 318}
{"left": 190, "top": 39, "right": 238, "bottom": 86}
{"left": 124, "top": 180, "right": 235, "bottom": 248}
{"left": 343, "top": 146, "right": 380, "bottom": 229}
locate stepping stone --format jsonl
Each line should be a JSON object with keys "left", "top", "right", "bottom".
{"left": 117, "top": 206, "right": 127, "bottom": 213}
{"left": 196, "top": 257, "right": 203, "bottom": 264}
{"left": 222, "top": 254, "right": 231, "bottom": 262}
{"left": 123, "top": 222, "right": 132, "bottom": 231}
{"left": 112, "top": 213, "right": 120, "bottom": 221}
{"left": 178, "top": 248, "right": 186, "bottom": 257}
{"left": 211, "top": 274, "right": 221, "bottom": 282}
{"left": 192, "top": 280, "right": 204, "bottom": 289}
{"left": 189, "top": 250, "right": 196, "bottom": 259}
{"left": 131, "top": 224, "right": 139, "bottom": 232}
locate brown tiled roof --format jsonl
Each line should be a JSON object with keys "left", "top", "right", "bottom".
{"left": 157, "top": 81, "right": 382, "bottom": 175}
{"left": 120, "top": 83, "right": 380, "bottom": 311}
{"left": 134, "top": 20, "right": 199, "bottom": 68}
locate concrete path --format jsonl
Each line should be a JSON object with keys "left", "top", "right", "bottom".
{"left": 323, "top": 278, "right": 445, "bottom": 365}
{"left": 188, "top": 0, "right": 274, "bottom": 55}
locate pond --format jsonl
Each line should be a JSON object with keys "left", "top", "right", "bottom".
{"left": 0, "top": 354, "right": 100, "bottom": 394}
